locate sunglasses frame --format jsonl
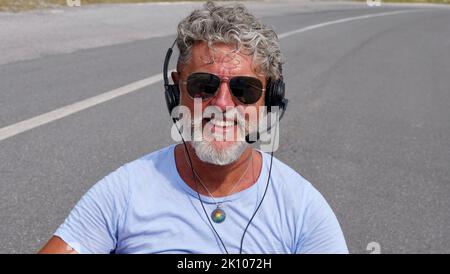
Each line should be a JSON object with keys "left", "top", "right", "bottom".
{"left": 179, "top": 72, "right": 266, "bottom": 105}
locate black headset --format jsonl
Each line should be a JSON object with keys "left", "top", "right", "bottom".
{"left": 163, "top": 40, "right": 288, "bottom": 120}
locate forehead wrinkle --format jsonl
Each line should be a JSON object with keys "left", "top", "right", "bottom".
{"left": 183, "top": 42, "right": 265, "bottom": 83}
{"left": 190, "top": 53, "right": 257, "bottom": 78}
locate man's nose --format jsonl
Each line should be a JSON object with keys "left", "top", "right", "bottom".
{"left": 208, "top": 81, "right": 236, "bottom": 111}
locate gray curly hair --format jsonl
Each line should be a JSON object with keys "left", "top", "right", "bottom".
{"left": 176, "top": 1, "right": 283, "bottom": 80}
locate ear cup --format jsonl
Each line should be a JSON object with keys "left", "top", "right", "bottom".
{"left": 265, "top": 78, "right": 286, "bottom": 115}
{"left": 165, "top": 84, "right": 180, "bottom": 115}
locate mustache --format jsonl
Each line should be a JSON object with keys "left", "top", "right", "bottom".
{"left": 195, "top": 107, "right": 247, "bottom": 130}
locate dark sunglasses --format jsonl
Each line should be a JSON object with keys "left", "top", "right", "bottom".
{"left": 181, "top": 72, "right": 265, "bottom": 104}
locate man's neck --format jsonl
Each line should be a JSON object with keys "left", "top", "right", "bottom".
{"left": 174, "top": 143, "right": 262, "bottom": 197}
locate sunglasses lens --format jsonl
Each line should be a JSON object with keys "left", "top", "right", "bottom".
{"left": 186, "top": 73, "right": 263, "bottom": 104}
{"left": 229, "top": 76, "right": 263, "bottom": 104}
{"left": 186, "top": 73, "right": 220, "bottom": 99}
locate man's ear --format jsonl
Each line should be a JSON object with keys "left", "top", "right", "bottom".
{"left": 171, "top": 71, "right": 180, "bottom": 85}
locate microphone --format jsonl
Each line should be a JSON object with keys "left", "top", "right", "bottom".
{"left": 245, "top": 132, "right": 260, "bottom": 144}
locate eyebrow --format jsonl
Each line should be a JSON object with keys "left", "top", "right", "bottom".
{"left": 188, "top": 71, "right": 261, "bottom": 79}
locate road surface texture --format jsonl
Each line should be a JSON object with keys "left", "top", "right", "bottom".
{"left": 0, "top": 1, "right": 449, "bottom": 253}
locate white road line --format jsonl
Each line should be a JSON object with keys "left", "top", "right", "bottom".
{"left": 0, "top": 9, "right": 419, "bottom": 142}
{"left": 278, "top": 9, "right": 418, "bottom": 39}
{"left": 0, "top": 74, "right": 162, "bottom": 141}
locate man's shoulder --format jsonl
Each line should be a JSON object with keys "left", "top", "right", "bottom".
{"left": 122, "top": 144, "right": 175, "bottom": 173}
{"left": 261, "top": 152, "right": 312, "bottom": 187}
{"left": 260, "top": 151, "right": 319, "bottom": 201}
{"left": 95, "top": 144, "right": 175, "bottom": 190}
{"left": 136, "top": 144, "right": 175, "bottom": 165}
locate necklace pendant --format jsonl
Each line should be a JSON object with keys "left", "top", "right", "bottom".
{"left": 211, "top": 206, "right": 226, "bottom": 223}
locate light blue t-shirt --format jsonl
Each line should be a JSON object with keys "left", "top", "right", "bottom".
{"left": 54, "top": 144, "right": 348, "bottom": 254}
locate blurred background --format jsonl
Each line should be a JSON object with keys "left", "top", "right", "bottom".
{"left": 0, "top": 0, "right": 449, "bottom": 253}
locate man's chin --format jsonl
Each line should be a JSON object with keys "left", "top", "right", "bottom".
{"left": 191, "top": 139, "right": 248, "bottom": 166}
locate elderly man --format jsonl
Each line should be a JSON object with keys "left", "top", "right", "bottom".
{"left": 39, "top": 1, "right": 347, "bottom": 254}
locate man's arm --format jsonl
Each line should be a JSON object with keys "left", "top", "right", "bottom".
{"left": 39, "top": 165, "right": 130, "bottom": 254}
{"left": 38, "top": 236, "right": 78, "bottom": 254}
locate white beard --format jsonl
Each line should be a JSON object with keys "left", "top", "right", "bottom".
{"left": 191, "top": 139, "right": 248, "bottom": 166}
{"left": 193, "top": 108, "right": 249, "bottom": 166}
{"left": 184, "top": 106, "right": 255, "bottom": 166}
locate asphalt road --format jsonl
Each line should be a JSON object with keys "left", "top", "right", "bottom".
{"left": 0, "top": 1, "right": 449, "bottom": 253}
